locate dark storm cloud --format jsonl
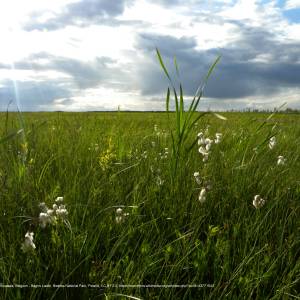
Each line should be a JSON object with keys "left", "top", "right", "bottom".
{"left": 134, "top": 26, "right": 300, "bottom": 101}
{"left": 0, "top": 52, "right": 132, "bottom": 110}
{"left": 0, "top": 52, "right": 125, "bottom": 90}
{"left": 0, "top": 79, "right": 73, "bottom": 111}
{"left": 23, "top": 0, "right": 134, "bottom": 31}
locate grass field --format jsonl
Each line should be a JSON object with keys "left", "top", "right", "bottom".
{"left": 0, "top": 111, "right": 299, "bottom": 299}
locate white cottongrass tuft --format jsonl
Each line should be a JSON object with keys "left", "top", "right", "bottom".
{"left": 197, "top": 132, "right": 205, "bottom": 146}
{"left": 198, "top": 146, "right": 208, "bottom": 156}
{"left": 269, "top": 136, "right": 276, "bottom": 149}
{"left": 253, "top": 195, "right": 266, "bottom": 209}
{"left": 193, "top": 172, "right": 201, "bottom": 185}
{"left": 197, "top": 132, "right": 221, "bottom": 162}
{"left": 198, "top": 188, "right": 207, "bottom": 203}
{"left": 116, "top": 208, "right": 123, "bottom": 215}
{"left": 38, "top": 197, "right": 68, "bottom": 228}
{"left": 215, "top": 133, "right": 222, "bottom": 144}
{"left": 56, "top": 205, "right": 68, "bottom": 219}
{"left": 115, "top": 207, "right": 129, "bottom": 224}
{"left": 39, "top": 212, "right": 53, "bottom": 228}
{"left": 55, "top": 197, "right": 64, "bottom": 204}
{"left": 277, "top": 155, "right": 286, "bottom": 166}
{"left": 21, "top": 232, "right": 36, "bottom": 253}
{"left": 205, "top": 140, "right": 213, "bottom": 151}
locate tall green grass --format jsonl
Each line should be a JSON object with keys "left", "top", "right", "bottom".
{"left": 0, "top": 111, "right": 299, "bottom": 299}
{"left": 156, "top": 48, "right": 223, "bottom": 178}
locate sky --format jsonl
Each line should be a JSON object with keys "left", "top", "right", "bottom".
{"left": 0, "top": 0, "right": 299, "bottom": 111}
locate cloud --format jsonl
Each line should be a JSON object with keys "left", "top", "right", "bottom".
{"left": 0, "top": 79, "right": 73, "bottom": 111}
{"left": 23, "top": 0, "right": 134, "bottom": 31}
{"left": 0, "top": 52, "right": 128, "bottom": 90}
{"left": 0, "top": 51, "right": 136, "bottom": 110}
{"left": 1, "top": 0, "right": 300, "bottom": 111}
{"left": 133, "top": 24, "right": 300, "bottom": 103}
{"left": 285, "top": 0, "right": 300, "bottom": 10}
{"left": 148, "top": 0, "right": 181, "bottom": 6}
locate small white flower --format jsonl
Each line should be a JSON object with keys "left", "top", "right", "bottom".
{"left": 154, "top": 124, "right": 158, "bottom": 132}
{"left": 151, "top": 141, "right": 156, "bottom": 147}
{"left": 277, "top": 155, "right": 286, "bottom": 166}
{"left": 198, "top": 188, "right": 207, "bottom": 203}
{"left": 55, "top": 197, "right": 64, "bottom": 204}
{"left": 21, "top": 232, "right": 36, "bottom": 253}
{"left": 253, "top": 195, "right": 266, "bottom": 209}
{"left": 269, "top": 136, "right": 276, "bottom": 149}
{"left": 52, "top": 204, "right": 58, "bottom": 211}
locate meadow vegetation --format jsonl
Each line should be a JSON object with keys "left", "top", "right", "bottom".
{"left": 0, "top": 109, "right": 299, "bottom": 299}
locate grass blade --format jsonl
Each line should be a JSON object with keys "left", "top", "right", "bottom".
{"left": 179, "top": 84, "right": 184, "bottom": 131}
{"left": 204, "top": 55, "right": 221, "bottom": 83}
{"left": 0, "top": 129, "right": 24, "bottom": 144}
{"left": 212, "top": 112, "right": 227, "bottom": 120}
{"left": 174, "top": 56, "right": 180, "bottom": 78}
{"left": 156, "top": 48, "right": 171, "bottom": 82}
{"left": 166, "top": 87, "right": 170, "bottom": 112}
